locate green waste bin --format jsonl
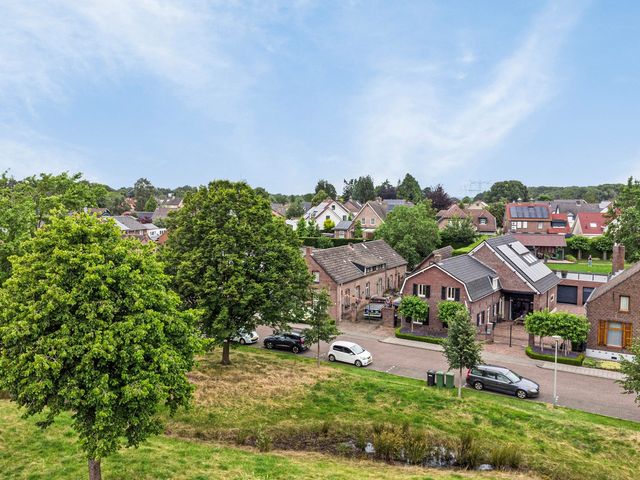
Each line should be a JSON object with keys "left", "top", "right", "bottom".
{"left": 445, "top": 372, "right": 455, "bottom": 389}
{"left": 435, "top": 371, "right": 444, "bottom": 387}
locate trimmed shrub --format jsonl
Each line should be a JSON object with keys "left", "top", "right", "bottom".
{"left": 525, "top": 346, "right": 585, "bottom": 366}
{"left": 565, "top": 254, "right": 577, "bottom": 262}
{"left": 395, "top": 327, "right": 446, "bottom": 345}
{"left": 301, "top": 237, "right": 364, "bottom": 248}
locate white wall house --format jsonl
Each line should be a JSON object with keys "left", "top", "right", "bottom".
{"left": 303, "top": 200, "right": 351, "bottom": 230}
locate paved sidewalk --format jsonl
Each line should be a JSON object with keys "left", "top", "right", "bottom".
{"left": 380, "top": 336, "right": 625, "bottom": 379}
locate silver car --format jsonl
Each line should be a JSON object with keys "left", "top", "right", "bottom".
{"left": 466, "top": 365, "right": 540, "bottom": 399}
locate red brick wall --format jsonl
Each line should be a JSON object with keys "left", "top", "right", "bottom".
{"left": 304, "top": 251, "right": 340, "bottom": 319}
{"left": 505, "top": 220, "right": 551, "bottom": 234}
{"left": 401, "top": 266, "right": 502, "bottom": 333}
{"left": 586, "top": 270, "right": 640, "bottom": 353}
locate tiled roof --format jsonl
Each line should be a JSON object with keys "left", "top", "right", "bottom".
{"left": 587, "top": 262, "right": 640, "bottom": 303}
{"left": 436, "top": 204, "right": 466, "bottom": 219}
{"left": 550, "top": 199, "right": 600, "bottom": 215}
{"left": 152, "top": 207, "right": 173, "bottom": 219}
{"left": 311, "top": 239, "right": 407, "bottom": 284}
{"left": 482, "top": 235, "right": 559, "bottom": 294}
{"left": 334, "top": 220, "right": 353, "bottom": 230}
{"left": 437, "top": 255, "right": 498, "bottom": 301}
{"left": 466, "top": 208, "right": 497, "bottom": 233}
{"left": 111, "top": 215, "right": 146, "bottom": 231}
{"left": 343, "top": 199, "right": 362, "bottom": 213}
{"left": 575, "top": 212, "right": 607, "bottom": 235}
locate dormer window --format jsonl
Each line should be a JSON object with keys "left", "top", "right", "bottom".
{"left": 331, "top": 205, "right": 335, "bottom": 210}
{"left": 479, "top": 217, "right": 487, "bottom": 225}
{"left": 491, "top": 278, "right": 498, "bottom": 290}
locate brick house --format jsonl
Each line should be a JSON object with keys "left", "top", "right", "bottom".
{"left": 585, "top": 245, "right": 636, "bottom": 360}
{"left": 550, "top": 199, "right": 601, "bottom": 227}
{"left": 352, "top": 199, "right": 413, "bottom": 239}
{"left": 470, "top": 235, "right": 559, "bottom": 320}
{"left": 304, "top": 240, "right": 408, "bottom": 321}
{"left": 436, "top": 204, "right": 497, "bottom": 235}
{"left": 572, "top": 212, "right": 608, "bottom": 237}
{"left": 401, "top": 254, "right": 502, "bottom": 334}
{"left": 505, "top": 203, "right": 552, "bottom": 234}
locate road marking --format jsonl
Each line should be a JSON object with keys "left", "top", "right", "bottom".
{"left": 386, "top": 365, "right": 396, "bottom": 373}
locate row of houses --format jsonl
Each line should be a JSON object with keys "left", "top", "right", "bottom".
{"left": 304, "top": 234, "right": 635, "bottom": 361}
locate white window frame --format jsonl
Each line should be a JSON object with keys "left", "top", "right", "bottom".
{"left": 365, "top": 282, "right": 370, "bottom": 298}
{"left": 511, "top": 221, "right": 517, "bottom": 230}
{"left": 312, "top": 271, "right": 320, "bottom": 283}
{"left": 417, "top": 284, "right": 429, "bottom": 298}
{"left": 538, "top": 222, "right": 544, "bottom": 230}
{"left": 446, "top": 287, "right": 456, "bottom": 301}
{"left": 522, "top": 221, "right": 528, "bottom": 228}
{"left": 620, "top": 295, "right": 630, "bottom": 312}
{"left": 607, "top": 321, "right": 624, "bottom": 347}
{"left": 370, "top": 218, "right": 375, "bottom": 225}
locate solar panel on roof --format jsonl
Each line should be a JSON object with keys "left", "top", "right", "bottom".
{"left": 509, "top": 205, "right": 549, "bottom": 219}
{"left": 497, "top": 245, "right": 549, "bottom": 282}
{"left": 511, "top": 242, "right": 530, "bottom": 255}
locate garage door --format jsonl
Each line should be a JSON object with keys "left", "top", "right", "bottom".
{"left": 557, "top": 285, "right": 578, "bottom": 305}
{"left": 582, "top": 287, "right": 595, "bottom": 305}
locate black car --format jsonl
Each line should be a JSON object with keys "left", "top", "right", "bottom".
{"left": 466, "top": 365, "right": 540, "bottom": 399}
{"left": 263, "top": 331, "right": 308, "bottom": 354}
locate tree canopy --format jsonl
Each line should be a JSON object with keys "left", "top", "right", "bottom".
{"left": 303, "top": 289, "right": 340, "bottom": 367}
{"left": 440, "top": 216, "right": 477, "bottom": 249}
{"left": 398, "top": 295, "right": 428, "bottom": 333}
{"left": 424, "top": 184, "right": 452, "bottom": 211}
{"left": 286, "top": 198, "right": 305, "bottom": 218}
{"left": 315, "top": 179, "right": 337, "bottom": 200}
{"left": 163, "top": 181, "right": 311, "bottom": 365}
{"left": 605, "top": 177, "right": 640, "bottom": 261}
{"left": 346, "top": 176, "right": 376, "bottom": 203}
{"left": 311, "top": 189, "right": 329, "bottom": 206}
{"left": 524, "top": 310, "right": 590, "bottom": 352}
{"left": 397, "top": 174, "right": 422, "bottom": 204}
{"left": 375, "top": 179, "right": 397, "bottom": 199}
{"left": 441, "top": 306, "right": 482, "bottom": 398}
{"left": 0, "top": 213, "right": 199, "bottom": 480}
{"left": 566, "top": 235, "right": 591, "bottom": 260}
{"left": 483, "top": 180, "right": 529, "bottom": 203}
{"left": 134, "top": 177, "right": 155, "bottom": 210}
{"left": 375, "top": 203, "right": 440, "bottom": 269}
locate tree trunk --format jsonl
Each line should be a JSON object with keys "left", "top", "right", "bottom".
{"left": 458, "top": 367, "right": 463, "bottom": 399}
{"left": 603, "top": 251, "right": 608, "bottom": 261}
{"left": 317, "top": 342, "right": 320, "bottom": 367}
{"left": 577, "top": 249, "right": 582, "bottom": 260}
{"left": 221, "top": 339, "right": 231, "bottom": 365}
{"left": 88, "top": 458, "right": 101, "bottom": 480}
{"left": 540, "top": 335, "right": 544, "bottom": 354}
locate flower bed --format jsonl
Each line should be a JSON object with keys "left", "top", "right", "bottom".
{"left": 395, "top": 327, "right": 446, "bottom": 345}
{"left": 525, "top": 346, "right": 585, "bottom": 366}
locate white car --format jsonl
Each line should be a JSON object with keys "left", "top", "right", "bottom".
{"left": 327, "top": 341, "right": 372, "bottom": 367}
{"left": 232, "top": 330, "right": 259, "bottom": 345}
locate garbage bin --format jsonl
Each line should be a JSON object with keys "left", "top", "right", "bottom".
{"left": 435, "top": 371, "right": 444, "bottom": 387}
{"left": 445, "top": 372, "right": 455, "bottom": 389}
{"left": 426, "top": 369, "right": 436, "bottom": 386}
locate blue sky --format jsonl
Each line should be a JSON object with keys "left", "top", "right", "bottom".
{"left": 1, "top": 1, "right": 639, "bottom": 196}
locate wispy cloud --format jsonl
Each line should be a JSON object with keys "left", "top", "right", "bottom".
{"left": 349, "top": 1, "right": 588, "bottom": 187}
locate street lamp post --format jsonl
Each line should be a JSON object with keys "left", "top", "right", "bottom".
{"left": 552, "top": 335, "right": 562, "bottom": 408}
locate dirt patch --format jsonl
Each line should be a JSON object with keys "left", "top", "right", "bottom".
{"left": 187, "top": 351, "right": 334, "bottom": 408}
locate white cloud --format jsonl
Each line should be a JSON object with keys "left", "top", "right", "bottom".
{"left": 349, "top": 1, "right": 587, "bottom": 186}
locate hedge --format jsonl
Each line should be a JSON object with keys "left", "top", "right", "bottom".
{"left": 525, "top": 346, "right": 585, "bottom": 366}
{"left": 300, "top": 237, "right": 364, "bottom": 248}
{"left": 395, "top": 327, "right": 446, "bottom": 345}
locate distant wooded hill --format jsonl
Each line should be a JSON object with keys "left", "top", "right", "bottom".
{"left": 527, "top": 184, "right": 623, "bottom": 202}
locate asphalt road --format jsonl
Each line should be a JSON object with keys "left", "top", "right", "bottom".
{"left": 254, "top": 326, "right": 640, "bottom": 422}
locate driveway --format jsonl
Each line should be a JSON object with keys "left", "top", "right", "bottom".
{"left": 254, "top": 325, "right": 640, "bottom": 422}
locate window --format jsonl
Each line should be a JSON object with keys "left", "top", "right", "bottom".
{"left": 476, "top": 311, "right": 485, "bottom": 326}
{"left": 414, "top": 284, "right": 430, "bottom": 298}
{"left": 620, "top": 295, "right": 630, "bottom": 312}
{"left": 343, "top": 215, "right": 347, "bottom": 221}
{"left": 365, "top": 282, "right": 370, "bottom": 298}
{"left": 337, "top": 231, "right": 345, "bottom": 238}
{"left": 598, "top": 320, "right": 633, "bottom": 348}
{"left": 589, "top": 222, "right": 597, "bottom": 228}
{"left": 312, "top": 271, "right": 320, "bottom": 283}
{"left": 516, "top": 221, "right": 522, "bottom": 228}
{"left": 331, "top": 205, "right": 335, "bottom": 210}
{"left": 446, "top": 287, "right": 457, "bottom": 300}
{"left": 370, "top": 218, "right": 375, "bottom": 225}
{"left": 479, "top": 217, "right": 487, "bottom": 225}
{"left": 356, "top": 285, "right": 361, "bottom": 299}
{"left": 326, "top": 215, "right": 330, "bottom": 220}
{"left": 493, "top": 303, "right": 498, "bottom": 318}
{"left": 491, "top": 278, "right": 498, "bottom": 290}
{"left": 522, "top": 221, "right": 528, "bottom": 228}
{"left": 345, "top": 289, "right": 351, "bottom": 307}
{"left": 538, "top": 222, "right": 544, "bottom": 230}
{"left": 511, "top": 221, "right": 517, "bottom": 230}
{"left": 377, "top": 278, "right": 383, "bottom": 295}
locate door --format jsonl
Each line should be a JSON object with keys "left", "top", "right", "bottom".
{"left": 582, "top": 287, "right": 595, "bottom": 304}
{"left": 333, "top": 345, "right": 347, "bottom": 362}
{"left": 495, "top": 373, "right": 514, "bottom": 394}
{"left": 342, "top": 347, "right": 355, "bottom": 364}
{"left": 557, "top": 285, "right": 578, "bottom": 305}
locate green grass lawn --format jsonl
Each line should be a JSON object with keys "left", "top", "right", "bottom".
{"left": 547, "top": 259, "right": 630, "bottom": 275}
{"left": 3, "top": 349, "right": 640, "bottom": 480}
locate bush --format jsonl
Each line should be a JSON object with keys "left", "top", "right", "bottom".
{"left": 582, "top": 357, "right": 597, "bottom": 368}
{"left": 301, "top": 237, "right": 364, "bottom": 248}
{"left": 455, "top": 431, "right": 485, "bottom": 469}
{"left": 525, "top": 346, "right": 585, "bottom": 366}
{"left": 373, "top": 428, "right": 403, "bottom": 462}
{"left": 234, "top": 429, "right": 250, "bottom": 446}
{"left": 404, "top": 431, "right": 431, "bottom": 465}
{"left": 565, "top": 254, "right": 577, "bottom": 262}
{"left": 395, "top": 327, "right": 446, "bottom": 345}
{"left": 255, "top": 429, "right": 273, "bottom": 452}
{"left": 489, "top": 444, "right": 523, "bottom": 470}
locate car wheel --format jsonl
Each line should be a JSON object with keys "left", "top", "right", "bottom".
{"left": 239, "top": 338, "right": 246, "bottom": 345}
{"left": 473, "top": 381, "right": 484, "bottom": 391}
{"left": 265, "top": 342, "right": 273, "bottom": 349}
{"left": 292, "top": 346, "right": 300, "bottom": 354}
{"left": 516, "top": 389, "right": 527, "bottom": 399}
{"left": 328, "top": 354, "right": 336, "bottom": 362}
{"left": 355, "top": 360, "right": 363, "bottom": 367}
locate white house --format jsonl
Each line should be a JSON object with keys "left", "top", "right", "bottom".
{"left": 303, "top": 199, "right": 351, "bottom": 230}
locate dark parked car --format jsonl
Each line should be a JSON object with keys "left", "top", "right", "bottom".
{"left": 466, "top": 365, "right": 540, "bottom": 399}
{"left": 263, "top": 331, "right": 308, "bottom": 354}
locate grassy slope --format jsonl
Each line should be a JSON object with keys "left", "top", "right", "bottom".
{"left": 3, "top": 349, "right": 640, "bottom": 480}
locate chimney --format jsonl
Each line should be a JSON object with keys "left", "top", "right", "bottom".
{"left": 304, "top": 246, "right": 313, "bottom": 257}
{"left": 612, "top": 243, "right": 625, "bottom": 273}
{"left": 433, "top": 253, "right": 442, "bottom": 264}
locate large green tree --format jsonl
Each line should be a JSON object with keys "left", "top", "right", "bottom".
{"left": 484, "top": 180, "right": 529, "bottom": 203}
{"left": 605, "top": 177, "right": 640, "bottom": 261}
{"left": 351, "top": 176, "right": 376, "bottom": 203}
{"left": 315, "top": 179, "right": 337, "bottom": 200}
{"left": 566, "top": 235, "right": 591, "bottom": 260}
{"left": 0, "top": 213, "right": 199, "bottom": 480}
{"left": 591, "top": 235, "right": 614, "bottom": 260}
{"left": 0, "top": 172, "right": 106, "bottom": 284}
{"left": 312, "top": 189, "right": 329, "bottom": 206}
{"left": 375, "top": 203, "right": 440, "bottom": 269}
{"left": 134, "top": 177, "right": 155, "bottom": 210}
{"left": 440, "top": 216, "right": 477, "bottom": 248}
{"left": 164, "top": 181, "right": 311, "bottom": 365}
{"left": 397, "top": 173, "right": 422, "bottom": 204}
{"left": 375, "top": 179, "right": 397, "bottom": 199}
{"left": 303, "top": 289, "right": 341, "bottom": 367}
{"left": 442, "top": 306, "right": 482, "bottom": 398}
{"left": 286, "top": 198, "right": 305, "bottom": 218}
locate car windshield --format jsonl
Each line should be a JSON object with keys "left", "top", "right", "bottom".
{"left": 351, "top": 345, "right": 365, "bottom": 354}
{"left": 505, "top": 371, "right": 521, "bottom": 383}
